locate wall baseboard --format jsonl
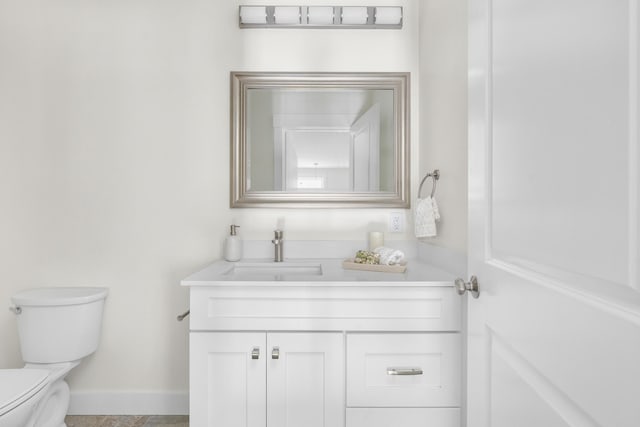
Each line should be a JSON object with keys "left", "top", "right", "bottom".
{"left": 68, "top": 391, "right": 189, "bottom": 415}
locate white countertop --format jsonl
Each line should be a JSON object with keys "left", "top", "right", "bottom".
{"left": 181, "top": 258, "right": 456, "bottom": 286}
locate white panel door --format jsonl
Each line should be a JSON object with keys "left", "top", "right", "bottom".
{"left": 468, "top": 1, "right": 640, "bottom": 427}
{"left": 267, "top": 332, "right": 345, "bottom": 427}
{"left": 190, "top": 332, "right": 266, "bottom": 427}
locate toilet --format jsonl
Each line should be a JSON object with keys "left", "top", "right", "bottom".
{"left": 0, "top": 287, "right": 108, "bottom": 427}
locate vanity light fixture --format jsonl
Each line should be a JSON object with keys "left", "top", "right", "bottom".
{"left": 239, "top": 6, "right": 403, "bottom": 29}
{"left": 239, "top": 6, "right": 268, "bottom": 24}
{"left": 274, "top": 6, "right": 301, "bottom": 24}
{"left": 340, "top": 6, "right": 368, "bottom": 25}
{"left": 307, "top": 6, "right": 334, "bottom": 25}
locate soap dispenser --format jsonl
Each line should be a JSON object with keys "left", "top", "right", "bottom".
{"left": 224, "top": 225, "right": 242, "bottom": 262}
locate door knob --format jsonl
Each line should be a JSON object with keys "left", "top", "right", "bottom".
{"left": 455, "top": 276, "right": 480, "bottom": 298}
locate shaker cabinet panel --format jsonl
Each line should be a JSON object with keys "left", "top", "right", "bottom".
{"left": 267, "top": 332, "right": 345, "bottom": 427}
{"left": 189, "top": 285, "right": 460, "bottom": 332}
{"left": 347, "top": 333, "right": 461, "bottom": 408}
{"left": 190, "top": 332, "right": 266, "bottom": 427}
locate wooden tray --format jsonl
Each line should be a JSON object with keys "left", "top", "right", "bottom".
{"left": 342, "top": 259, "right": 407, "bottom": 273}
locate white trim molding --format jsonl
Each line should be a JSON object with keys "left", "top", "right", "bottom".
{"left": 68, "top": 391, "right": 189, "bottom": 415}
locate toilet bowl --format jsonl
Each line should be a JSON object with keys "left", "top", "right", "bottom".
{"left": 0, "top": 369, "right": 49, "bottom": 427}
{"left": 0, "top": 287, "right": 108, "bottom": 427}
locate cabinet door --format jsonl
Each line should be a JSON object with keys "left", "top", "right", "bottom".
{"left": 190, "top": 332, "right": 266, "bottom": 427}
{"left": 267, "top": 332, "right": 345, "bottom": 427}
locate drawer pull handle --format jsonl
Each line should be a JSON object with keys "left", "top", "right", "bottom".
{"left": 387, "top": 367, "right": 423, "bottom": 376}
{"left": 251, "top": 347, "right": 260, "bottom": 360}
{"left": 272, "top": 346, "right": 280, "bottom": 360}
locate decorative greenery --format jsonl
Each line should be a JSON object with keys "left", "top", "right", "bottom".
{"left": 354, "top": 250, "right": 380, "bottom": 265}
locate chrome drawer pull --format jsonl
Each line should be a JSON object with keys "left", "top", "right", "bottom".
{"left": 272, "top": 346, "right": 280, "bottom": 360}
{"left": 251, "top": 347, "right": 260, "bottom": 360}
{"left": 387, "top": 367, "right": 423, "bottom": 376}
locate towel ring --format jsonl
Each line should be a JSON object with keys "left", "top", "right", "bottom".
{"left": 418, "top": 169, "right": 440, "bottom": 198}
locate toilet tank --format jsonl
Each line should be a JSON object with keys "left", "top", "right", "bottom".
{"left": 11, "top": 287, "right": 108, "bottom": 364}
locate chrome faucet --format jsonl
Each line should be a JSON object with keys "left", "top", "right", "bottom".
{"left": 272, "top": 230, "right": 284, "bottom": 262}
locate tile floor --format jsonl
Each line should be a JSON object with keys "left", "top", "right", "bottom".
{"left": 64, "top": 415, "right": 188, "bottom": 427}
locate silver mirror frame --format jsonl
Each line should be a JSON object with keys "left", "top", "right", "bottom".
{"left": 230, "top": 71, "right": 410, "bottom": 208}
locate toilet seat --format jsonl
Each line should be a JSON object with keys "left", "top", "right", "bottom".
{"left": 0, "top": 369, "right": 49, "bottom": 417}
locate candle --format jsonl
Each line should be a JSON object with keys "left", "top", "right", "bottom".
{"left": 368, "top": 231, "right": 384, "bottom": 251}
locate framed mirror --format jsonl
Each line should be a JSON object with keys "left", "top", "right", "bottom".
{"left": 230, "top": 72, "right": 410, "bottom": 208}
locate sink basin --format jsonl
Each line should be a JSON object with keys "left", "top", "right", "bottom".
{"left": 224, "top": 262, "right": 323, "bottom": 279}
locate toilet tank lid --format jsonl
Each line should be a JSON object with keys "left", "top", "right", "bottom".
{"left": 12, "top": 287, "right": 109, "bottom": 307}
{"left": 0, "top": 369, "right": 49, "bottom": 416}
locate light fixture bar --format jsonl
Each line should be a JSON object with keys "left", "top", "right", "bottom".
{"left": 239, "top": 6, "right": 403, "bottom": 29}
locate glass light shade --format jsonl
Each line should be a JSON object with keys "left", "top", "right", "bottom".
{"left": 239, "top": 6, "right": 267, "bottom": 24}
{"left": 341, "top": 7, "right": 368, "bottom": 25}
{"left": 375, "top": 7, "right": 402, "bottom": 25}
{"left": 274, "top": 6, "right": 301, "bottom": 24}
{"left": 308, "top": 6, "right": 334, "bottom": 25}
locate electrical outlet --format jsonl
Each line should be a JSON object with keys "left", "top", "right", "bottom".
{"left": 389, "top": 211, "right": 404, "bottom": 233}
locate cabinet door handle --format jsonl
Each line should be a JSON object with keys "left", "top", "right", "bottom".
{"left": 251, "top": 347, "right": 260, "bottom": 360}
{"left": 272, "top": 346, "right": 280, "bottom": 360}
{"left": 387, "top": 367, "right": 423, "bottom": 376}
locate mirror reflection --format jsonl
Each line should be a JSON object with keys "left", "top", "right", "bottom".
{"left": 246, "top": 88, "right": 394, "bottom": 193}
{"left": 231, "top": 72, "right": 410, "bottom": 207}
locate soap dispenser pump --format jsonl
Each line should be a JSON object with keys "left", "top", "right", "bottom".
{"left": 224, "top": 225, "right": 242, "bottom": 262}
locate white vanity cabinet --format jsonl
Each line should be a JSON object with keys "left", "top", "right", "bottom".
{"left": 190, "top": 331, "right": 344, "bottom": 427}
{"left": 183, "top": 260, "right": 462, "bottom": 427}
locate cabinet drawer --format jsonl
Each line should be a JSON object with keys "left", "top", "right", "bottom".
{"left": 347, "top": 333, "right": 461, "bottom": 407}
{"left": 347, "top": 408, "right": 460, "bottom": 427}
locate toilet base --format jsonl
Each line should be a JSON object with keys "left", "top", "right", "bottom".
{"left": 25, "top": 361, "right": 80, "bottom": 427}
{"left": 32, "top": 379, "right": 69, "bottom": 427}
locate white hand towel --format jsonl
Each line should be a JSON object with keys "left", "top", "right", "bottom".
{"left": 432, "top": 196, "right": 440, "bottom": 221}
{"left": 374, "top": 247, "right": 406, "bottom": 266}
{"left": 414, "top": 196, "right": 440, "bottom": 238}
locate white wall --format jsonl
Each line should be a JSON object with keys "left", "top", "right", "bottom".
{"left": 418, "top": 0, "right": 468, "bottom": 253}
{"left": 0, "top": 0, "right": 474, "bottom": 413}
